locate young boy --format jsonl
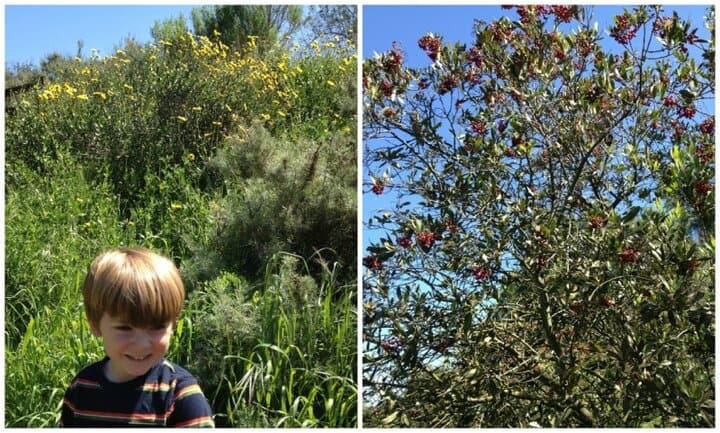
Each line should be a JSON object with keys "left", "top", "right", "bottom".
{"left": 61, "top": 247, "right": 214, "bottom": 427}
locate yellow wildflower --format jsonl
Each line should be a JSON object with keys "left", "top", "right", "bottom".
{"left": 260, "top": 113, "right": 271, "bottom": 121}
{"left": 212, "top": 121, "right": 223, "bottom": 127}
{"left": 124, "top": 84, "right": 133, "bottom": 91}
{"left": 93, "top": 91, "right": 107, "bottom": 100}
{"left": 192, "top": 106, "right": 203, "bottom": 112}
{"left": 64, "top": 83, "right": 77, "bottom": 96}
{"left": 187, "top": 153, "right": 196, "bottom": 162}
{"left": 76, "top": 94, "right": 89, "bottom": 101}
{"left": 170, "top": 203, "right": 183, "bottom": 210}
{"left": 177, "top": 116, "right": 188, "bottom": 122}
{"left": 326, "top": 80, "right": 336, "bottom": 87}
{"left": 277, "top": 110, "right": 286, "bottom": 117}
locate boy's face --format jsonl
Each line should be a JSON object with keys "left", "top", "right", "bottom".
{"left": 90, "top": 313, "right": 173, "bottom": 383}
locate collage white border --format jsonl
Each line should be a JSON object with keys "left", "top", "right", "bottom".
{"left": 1, "top": 0, "right": 718, "bottom": 430}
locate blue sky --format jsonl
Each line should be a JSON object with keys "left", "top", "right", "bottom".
{"left": 4, "top": 5, "right": 195, "bottom": 68}
{"left": 362, "top": 4, "right": 714, "bottom": 251}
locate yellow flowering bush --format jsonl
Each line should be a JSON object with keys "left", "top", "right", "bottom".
{"left": 6, "top": 30, "right": 355, "bottom": 215}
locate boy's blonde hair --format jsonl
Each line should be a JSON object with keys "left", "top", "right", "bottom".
{"left": 83, "top": 247, "right": 185, "bottom": 329}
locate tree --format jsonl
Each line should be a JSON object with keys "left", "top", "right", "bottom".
{"left": 363, "top": 5, "right": 714, "bottom": 427}
{"left": 305, "top": 5, "right": 357, "bottom": 46}
{"left": 191, "top": 5, "right": 303, "bottom": 52}
{"left": 151, "top": 14, "right": 191, "bottom": 43}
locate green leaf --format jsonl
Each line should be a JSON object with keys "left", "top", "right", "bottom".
{"left": 381, "top": 411, "right": 399, "bottom": 425}
{"left": 622, "top": 206, "right": 641, "bottom": 222}
{"left": 640, "top": 415, "right": 663, "bottom": 427}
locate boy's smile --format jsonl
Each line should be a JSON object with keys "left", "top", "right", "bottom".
{"left": 91, "top": 313, "right": 173, "bottom": 383}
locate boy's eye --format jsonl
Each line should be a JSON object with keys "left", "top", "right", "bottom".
{"left": 115, "top": 325, "right": 132, "bottom": 331}
{"left": 152, "top": 324, "right": 169, "bottom": 331}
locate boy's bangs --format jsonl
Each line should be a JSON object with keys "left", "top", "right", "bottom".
{"left": 103, "top": 279, "right": 182, "bottom": 328}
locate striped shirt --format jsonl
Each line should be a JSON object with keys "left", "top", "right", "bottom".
{"left": 61, "top": 357, "right": 214, "bottom": 427}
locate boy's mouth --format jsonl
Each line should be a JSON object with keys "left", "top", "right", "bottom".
{"left": 125, "top": 354, "right": 151, "bottom": 361}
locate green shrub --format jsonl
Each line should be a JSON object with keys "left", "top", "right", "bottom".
{"left": 183, "top": 123, "right": 356, "bottom": 285}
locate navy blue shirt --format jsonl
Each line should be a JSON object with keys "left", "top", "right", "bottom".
{"left": 61, "top": 357, "right": 214, "bottom": 427}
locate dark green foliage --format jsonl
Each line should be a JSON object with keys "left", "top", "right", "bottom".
{"left": 183, "top": 123, "right": 356, "bottom": 285}
{"left": 191, "top": 5, "right": 303, "bottom": 53}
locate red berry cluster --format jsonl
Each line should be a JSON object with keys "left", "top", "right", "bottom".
{"left": 599, "top": 295, "right": 615, "bottom": 307}
{"left": 618, "top": 248, "right": 640, "bottom": 264}
{"left": 432, "top": 338, "right": 452, "bottom": 353}
{"left": 380, "top": 336, "right": 404, "bottom": 351}
{"left": 383, "top": 43, "right": 404, "bottom": 72}
{"left": 497, "top": 120, "right": 508, "bottom": 133}
{"left": 551, "top": 5, "right": 575, "bottom": 23}
{"left": 397, "top": 236, "right": 412, "bottom": 248}
{"left": 699, "top": 117, "right": 714, "bottom": 135}
{"left": 663, "top": 95, "right": 677, "bottom": 107}
{"left": 438, "top": 74, "right": 460, "bottom": 95}
{"left": 576, "top": 37, "right": 594, "bottom": 58}
{"left": 694, "top": 180, "right": 713, "bottom": 196}
{"left": 466, "top": 46, "right": 483, "bottom": 68}
{"left": 371, "top": 180, "right": 385, "bottom": 194}
{"left": 381, "top": 79, "right": 394, "bottom": 97}
{"left": 695, "top": 144, "right": 713, "bottom": 163}
{"left": 516, "top": 6, "right": 539, "bottom": 25}
{"left": 465, "top": 67, "right": 481, "bottom": 85}
{"left": 418, "top": 34, "right": 441, "bottom": 62}
{"left": 653, "top": 16, "right": 672, "bottom": 34}
{"left": 677, "top": 105, "right": 697, "bottom": 119}
{"left": 472, "top": 266, "right": 491, "bottom": 281}
{"left": 363, "top": 255, "right": 383, "bottom": 271}
{"left": 417, "top": 231, "right": 436, "bottom": 248}
{"left": 489, "top": 21, "right": 514, "bottom": 43}
{"left": 569, "top": 301, "right": 586, "bottom": 314}
{"left": 382, "top": 107, "right": 396, "bottom": 118}
{"left": 470, "top": 120, "right": 486, "bottom": 135}
{"left": 610, "top": 15, "right": 639, "bottom": 44}
{"left": 588, "top": 216, "right": 608, "bottom": 229}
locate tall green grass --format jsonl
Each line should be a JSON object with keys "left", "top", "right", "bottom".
{"left": 178, "top": 254, "right": 357, "bottom": 427}
{"left": 5, "top": 165, "right": 357, "bottom": 426}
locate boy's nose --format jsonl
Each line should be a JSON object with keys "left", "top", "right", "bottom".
{"left": 133, "top": 331, "right": 154, "bottom": 347}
